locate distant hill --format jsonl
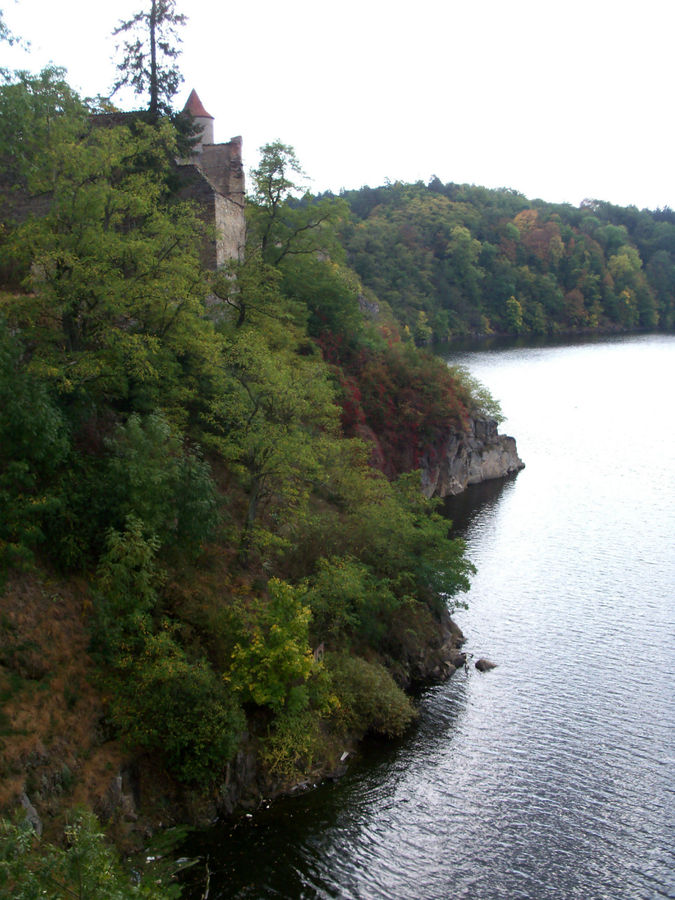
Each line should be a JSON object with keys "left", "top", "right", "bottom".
{"left": 335, "top": 180, "right": 675, "bottom": 341}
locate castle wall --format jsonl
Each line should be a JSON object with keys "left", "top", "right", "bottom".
{"left": 215, "top": 194, "right": 246, "bottom": 264}
{"left": 198, "top": 137, "right": 245, "bottom": 201}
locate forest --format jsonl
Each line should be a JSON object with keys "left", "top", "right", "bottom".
{"left": 334, "top": 179, "right": 675, "bottom": 342}
{"left": 1, "top": 2, "right": 672, "bottom": 893}
{"left": 0, "top": 65, "right": 485, "bottom": 900}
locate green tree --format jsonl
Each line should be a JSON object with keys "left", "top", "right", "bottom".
{"left": 0, "top": 321, "right": 70, "bottom": 570}
{"left": 109, "top": 627, "right": 244, "bottom": 784}
{"left": 112, "top": 0, "right": 187, "bottom": 118}
{"left": 505, "top": 295, "right": 526, "bottom": 333}
{"left": 227, "top": 579, "right": 315, "bottom": 714}
{"left": 0, "top": 811, "right": 178, "bottom": 898}
{"left": 247, "top": 141, "right": 348, "bottom": 266}
{"left": 2, "top": 76, "right": 210, "bottom": 411}
{"left": 204, "top": 327, "right": 340, "bottom": 561}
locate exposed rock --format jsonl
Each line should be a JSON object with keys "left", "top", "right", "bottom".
{"left": 19, "top": 792, "right": 42, "bottom": 836}
{"left": 96, "top": 771, "right": 137, "bottom": 825}
{"left": 357, "top": 293, "right": 380, "bottom": 319}
{"left": 421, "top": 414, "right": 524, "bottom": 499}
{"left": 475, "top": 658, "right": 498, "bottom": 672}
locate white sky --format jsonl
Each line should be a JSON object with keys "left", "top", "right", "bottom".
{"left": 2, "top": 0, "right": 674, "bottom": 210}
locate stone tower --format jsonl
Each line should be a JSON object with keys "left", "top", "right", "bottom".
{"left": 184, "top": 88, "right": 214, "bottom": 148}
{"left": 177, "top": 89, "right": 246, "bottom": 267}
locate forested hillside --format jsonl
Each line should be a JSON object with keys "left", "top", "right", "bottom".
{"left": 336, "top": 180, "right": 675, "bottom": 341}
{"left": 0, "top": 68, "right": 484, "bottom": 893}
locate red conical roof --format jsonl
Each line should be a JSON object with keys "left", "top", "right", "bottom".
{"left": 183, "top": 89, "right": 214, "bottom": 119}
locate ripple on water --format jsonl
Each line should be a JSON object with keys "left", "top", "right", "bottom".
{"left": 181, "top": 337, "right": 675, "bottom": 900}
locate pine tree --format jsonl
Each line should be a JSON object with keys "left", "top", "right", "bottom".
{"left": 111, "top": 0, "right": 186, "bottom": 119}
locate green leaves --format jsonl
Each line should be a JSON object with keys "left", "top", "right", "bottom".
{"left": 227, "top": 579, "right": 315, "bottom": 714}
{"left": 107, "top": 412, "right": 218, "bottom": 552}
{"left": 0, "top": 322, "right": 70, "bottom": 570}
{"left": 0, "top": 810, "right": 180, "bottom": 898}
{"left": 109, "top": 627, "right": 244, "bottom": 784}
{"left": 247, "top": 141, "right": 348, "bottom": 266}
{"left": 3, "top": 87, "right": 210, "bottom": 408}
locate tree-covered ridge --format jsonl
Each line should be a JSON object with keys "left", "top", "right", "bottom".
{"left": 336, "top": 180, "right": 675, "bottom": 341}
{"left": 0, "top": 69, "right": 479, "bottom": 889}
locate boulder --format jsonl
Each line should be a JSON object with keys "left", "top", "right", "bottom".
{"left": 475, "top": 658, "right": 497, "bottom": 672}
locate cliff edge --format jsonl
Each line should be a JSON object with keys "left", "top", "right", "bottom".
{"left": 421, "top": 415, "right": 524, "bottom": 498}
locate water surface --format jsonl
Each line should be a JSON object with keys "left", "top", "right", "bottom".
{"left": 185, "top": 334, "right": 675, "bottom": 899}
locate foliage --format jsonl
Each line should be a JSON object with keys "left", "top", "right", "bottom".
{"left": 447, "top": 365, "right": 504, "bottom": 423}
{"left": 2, "top": 75, "right": 211, "bottom": 413}
{"left": 91, "top": 514, "right": 163, "bottom": 658}
{"left": 326, "top": 652, "right": 416, "bottom": 738}
{"left": 334, "top": 338, "right": 472, "bottom": 474}
{"left": 107, "top": 413, "right": 219, "bottom": 552}
{"left": 260, "top": 707, "right": 328, "bottom": 782}
{"left": 302, "top": 555, "right": 397, "bottom": 648}
{"left": 0, "top": 321, "right": 70, "bottom": 570}
{"left": 0, "top": 811, "right": 180, "bottom": 898}
{"left": 112, "top": 0, "right": 187, "bottom": 118}
{"left": 227, "top": 579, "right": 316, "bottom": 714}
{"left": 203, "top": 325, "right": 340, "bottom": 561}
{"left": 339, "top": 179, "right": 672, "bottom": 339}
{"left": 108, "top": 627, "right": 244, "bottom": 784}
{"left": 0, "top": 66, "right": 478, "bottom": 802}
{"left": 247, "top": 141, "right": 348, "bottom": 267}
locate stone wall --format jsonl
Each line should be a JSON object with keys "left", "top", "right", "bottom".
{"left": 177, "top": 135, "right": 246, "bottom": 266}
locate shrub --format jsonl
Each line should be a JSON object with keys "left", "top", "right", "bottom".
{"left": 303, "top": 555, "right": 399, "bottom": 650}
{"left": 227, "top": 579, "right": 315, "bottom": 714}
{"left": 109, "top": 628, "right": 244, "bottom": 785}
{"left": 0, "top": 809, "right": 178, "bottom": 898}
{"left": 107, "top": 412, "right": 219, "bottom": 553}
{"left": 0, "top": 321, "right": 70, "bottom": 570}
{"left": 326, "top": 652, "right": 416, "bottom": 738}
{"left": 260, "top": 707, "right": 328, "bottom": 783}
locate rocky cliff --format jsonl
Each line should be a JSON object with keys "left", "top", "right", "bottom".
{"left": 421, "top": 415, "right": 524, "bottom": 498}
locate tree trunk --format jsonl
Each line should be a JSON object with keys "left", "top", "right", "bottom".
{"left": 149, "top": 0, "right": 158, "bottom": 119}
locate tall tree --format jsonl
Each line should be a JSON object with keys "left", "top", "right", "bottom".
{"left": 248, "top": 141, "right": 348, "bottom": 266}
{"left": 111, "top": 0, "right": 186, "bottom": 118}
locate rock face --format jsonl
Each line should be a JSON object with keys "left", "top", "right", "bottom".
{"left": 421, "top": 415, "right": 524, "bottom": 499}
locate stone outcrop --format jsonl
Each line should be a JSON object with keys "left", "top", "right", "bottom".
{"left": 421, "top": 414, "right": 524, "bottom": 499}
{"left": 475, "top": 658, "right": 498, "bottom": 672}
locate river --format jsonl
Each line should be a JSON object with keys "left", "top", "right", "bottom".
{"left": 183, "top": 334, "right": 675, "bottom": 900}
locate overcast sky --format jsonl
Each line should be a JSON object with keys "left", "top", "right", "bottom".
{"left": 3, "top": 0, "right": 673, "bottom": 210}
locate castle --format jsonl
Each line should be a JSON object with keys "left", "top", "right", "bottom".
{"left": 0, "top": 89, "right": 246, "bottom": 273}
{"left": 177, "top": 89, "right": 246, "bottom": 268}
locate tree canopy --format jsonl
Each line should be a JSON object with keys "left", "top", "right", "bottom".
{"left": 1, "top": 70, "right": 477, "bottom": 836}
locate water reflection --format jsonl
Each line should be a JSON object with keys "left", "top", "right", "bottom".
{"left": 442, "top": 473, "right": 520, "bottom": 536}
{"left": 182, "top": 335, "right": 675, "bottom": 900}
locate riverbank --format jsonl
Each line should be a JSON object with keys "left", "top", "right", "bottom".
{"left": 0, "top": 421, "right": 523, "bottom": 850}
{"left": 422, "top": 414, "right": 524, "bottom": 498}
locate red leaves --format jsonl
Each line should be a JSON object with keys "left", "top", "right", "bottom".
{"left": 328, "top": 337, "right": 468, "bottom": 478}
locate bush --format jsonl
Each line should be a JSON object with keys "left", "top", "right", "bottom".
{"left": 107, "top": 412, "right": 219, "bottom": 553}
{"left": 109, "top": 628, "right": 244, "bottom": 785}
{"left": 227, "top": 579, "right": 315, "bottom": 714}
{"left": 0, "top": 321, "right": 70, "bottom": 570}
{"left": 303, "top": 555, "right": 399, "bottom": 650}
{"left": 326, "top": 652, "right": 416, "bottom": 738}
{"left": 0, "top": 809, "right": 178, "bottom": 898}
{"left": 91, "top": 515, "right": 162, "bottom": 659}
{"left": 260, "top": 707, "right": 328, "bottom": 783}
{"left": 447, "top": 364, "right": 504, "bottom": 423}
